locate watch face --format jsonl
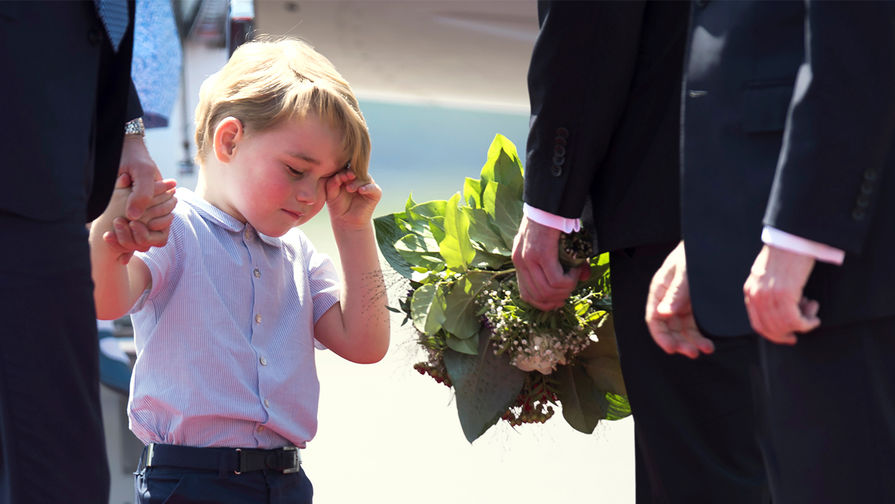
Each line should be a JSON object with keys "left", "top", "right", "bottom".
{"left": 125, "top": 118, "right": 145, "bottom": 136}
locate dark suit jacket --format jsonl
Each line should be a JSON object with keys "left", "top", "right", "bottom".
{"left": 0, "top": 0, "right": 142, "bottom": 223}
{"left": 523, "top": 0, "right": 688, "bottom": 254}
{"left": 682, "top": 0, "right": 895, "bottom": 337}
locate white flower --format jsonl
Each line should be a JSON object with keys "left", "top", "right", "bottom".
{"left": 510, "top": 334, "right": 567, "bottom": 375}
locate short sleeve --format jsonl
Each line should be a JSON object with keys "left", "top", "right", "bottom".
{"left": 306, "top": 249, "right": 340, "bottom": 325}
{"left": 130, "top": 214, "right": 182, "bottom": 313}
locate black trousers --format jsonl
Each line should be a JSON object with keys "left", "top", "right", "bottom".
{"left": 758, "top": 316, "right": 895, "bottom": 503}
{"left": 611, "top": 243, "right": 769, "bottom": 504}
{"left": 0, "top": 215, "right": 109, "bottom": 503}
{"left": 0, "top": 2, "right": 134, "bottom": 500}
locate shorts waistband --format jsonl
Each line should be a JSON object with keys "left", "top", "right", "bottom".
{"left": 142, "top": 443, "right": 301, "bottom": 475}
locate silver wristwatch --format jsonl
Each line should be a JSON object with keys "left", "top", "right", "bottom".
{"left": 124, "top": 117, "right": 145, "bottom": 137}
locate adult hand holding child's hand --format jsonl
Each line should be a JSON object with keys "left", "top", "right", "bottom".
{"left": 104, "top": 135, "right": 177, "bottom": 257}
{"left": 101, "top": 173, "right": 178, "bottom": 264}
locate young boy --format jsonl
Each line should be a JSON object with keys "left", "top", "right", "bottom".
{"left": 89, "top": 38, "right": 389, "bottom": 503}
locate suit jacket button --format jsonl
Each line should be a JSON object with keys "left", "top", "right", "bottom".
{"left": 864, "top": 169, "right": 879, "bottom": 181}
{"left": 553, "top": 145, "right": 566, "bottom": 157}
{"left": 552, "top": 155, "right": 564, "bottom": 166}
{"left": 861, "top": 181, "right": 874, "bottom": 195}
{"left": 554, "top": 136, "right": 567, "bottom": 146}
{"left": 88, "top": 28, "right": 103, "bottom": 46}
{"left": 852, "top": 208, "right": 866, "bottom": 220}
{"left": 555, "top": 127, "right": 569, "bottom": 139}
{"left": 551, "top": 165, "right": 562, "bottom": 176}
{"left": 856, "top": 195, "right": 871, "bottom": 208}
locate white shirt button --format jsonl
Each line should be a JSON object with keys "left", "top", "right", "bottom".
{"left": 253, "top": 268, "right": 261, "bottom": 278}
{"left": 264, "top": 399, "right": 270, "bottom": 408}
{"left": 259, "top": 356, "right": 268, "bottom": 366}
{"left": 255, "top": 314, "right": 262, "bottom": 324}
{"left": 244, "top": 229, "right": 252, "bottom": 240}
{"left": 257, "top": 425, "right": 265, "bottom": 432}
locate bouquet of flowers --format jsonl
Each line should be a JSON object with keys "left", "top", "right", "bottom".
{"left": 374, "top": 135, "right": 630, "bottom": 442}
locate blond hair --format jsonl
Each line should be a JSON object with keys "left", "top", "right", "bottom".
{"left": 194, "top": 37, "right": 371, "bottom": 180}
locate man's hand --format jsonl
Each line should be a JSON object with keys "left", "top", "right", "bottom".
{"left": 743, "top": 245, "right": 819, "bottom": 345}
{"left": 512, "top": 216, "right": 587, "bottom": 311}
{"left": 645, "top": 241, "right": 715, "bottom": 358}
{"left": 120, "top": 135, "right": 163, "bottom": 221}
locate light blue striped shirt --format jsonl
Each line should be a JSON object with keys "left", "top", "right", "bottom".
{"left": 129, "top": 188, "right": 340, "bottom": 449}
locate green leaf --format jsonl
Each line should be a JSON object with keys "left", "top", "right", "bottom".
{"left": 480, "top": 134, "right": 521, "bottom": 183}
{"left": 469, "top": 250, "right": 512, "bottom": 270}
{"left": 444, "top": 331, "right": 526, "bottom": 443}
{"left": 488, "top": 135, "right": 524, "bottom": 199}
{"left": 594, "top": 252, "right": 612, "bottom": 292}
{"left": 463, "top": 177, "right": 483, "bottom": 209}
{"left": 446, "top": 334, "right": 479, "bottom": 355}
{"left": 577, "top": 314, "right": 627, "bottom": 396}
{"left": 604, "top": 393, "right": 632, "bottom": 421}
{"left": 396, "top": 233, "right": 445, "bottom": 272}
{"left": 482, "top": 181, "right": 524, "bottom": 249}
{"left": 463, "top": 207, "right": 510, "bottom": 256}
{"left": 442, "top": 271, "right": 492, "bottom": 340}
{"left": 555, "top": 364, "right": 608, "bottom": 434}
{"left": 437, "top": 192, "right": 476, "bottom": 271}
{"left": 429, "top": 216, "right": 446, "bottom": 243}
{"left": 481, "top": 177, "right": 497, "bottom": 216}
{"left": 577, "top": 314, "right": 618, "bottom": 360}
{"left": 584, "top": 309, "right": 609, "bottom": 324}
{"left": 410, "top": 200, "right": 448, "bottom": 219}
{"left": 584, "top": 356, "right": 626, "bottom": 396}
{"left": 576, "top": 253, "right": 612, "bottom": 295}
{"left": 401, "top": 202, "right": 445, "bottom": 239}
{"left": 373, "top": 214, "right": 414, "bottom": 279}
{"left": 404, "top": 193, "right": 417, "bottom": 214}
{"left": 394, "top": 226, "right": 439, "bottom": 254}
{"left": 411, "top": 284, "right": 446, "bottom": 336}
{"left": 496, "top": 185, "right": 524, "bottom": 235}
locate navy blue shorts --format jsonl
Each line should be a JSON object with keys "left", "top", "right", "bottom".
{"left": 135, "top": 464, "right": 313, "bottom": 503}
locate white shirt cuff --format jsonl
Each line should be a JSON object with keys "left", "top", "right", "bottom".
{"left": 761, "top": 226, "right": 845, "bottom": 265}
{"left": 523, "top": 203, "right": 581, "bottom": 233}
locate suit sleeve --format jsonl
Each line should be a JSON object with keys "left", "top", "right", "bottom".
{"left": 126, "top": 78, "right": 144, "bottom": 122}
{"left": 524, "top": 0, "right": 646, "bottom": 219}
{"left": 764, "top": 0, "right": 895, "bottom": 254}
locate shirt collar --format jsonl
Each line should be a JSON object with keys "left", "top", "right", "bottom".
{"left": 177, "top": 188, "right": 283, "bottom": 248}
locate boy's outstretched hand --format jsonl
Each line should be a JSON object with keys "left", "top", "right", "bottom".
{"left": 324, "top": 170, "right": 381, "bottom": 229}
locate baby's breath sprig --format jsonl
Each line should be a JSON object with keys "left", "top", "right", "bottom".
{"left": 478, "top": 275, "right": 606, "bottom": 376}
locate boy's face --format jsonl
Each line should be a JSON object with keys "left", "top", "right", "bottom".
{"left": 218, "top": 115, "right": 345, "bottom": 237}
